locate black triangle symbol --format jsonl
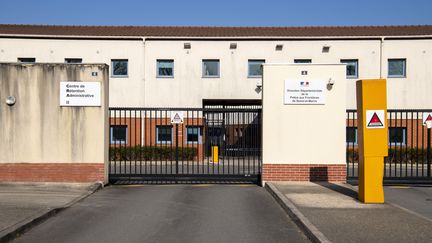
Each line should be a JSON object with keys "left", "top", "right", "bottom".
{"left": 368, "top": 112, "right": 384, "bottom": 127}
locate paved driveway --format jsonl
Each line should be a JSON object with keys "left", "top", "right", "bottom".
{"left": 14, "top": 184, "right": 307, "bottom": 243}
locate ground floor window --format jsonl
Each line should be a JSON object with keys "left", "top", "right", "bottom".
{"left": 388, "top": 127, "right": 406, "bottom": 145}
{"left": 186, "top": 126, "right": 202, "bottom": 144}
{"left": 110, "top": 125, "right": 127, "bottom": 144}
{"left": 157, "top": 126, "right": 173, "bottom": 144}
{"left": 346, "top": 127, "right": 358, "bottom": 144}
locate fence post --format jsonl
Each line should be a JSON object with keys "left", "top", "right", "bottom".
{"left": 427, "top": 127, "right": 431, "bottom": 177}
{"left": 176, "top": 123, "right": 179, "bottom": 177}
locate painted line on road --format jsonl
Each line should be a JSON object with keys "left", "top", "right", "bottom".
{"left": 388, "top": 186, "right": 410, "bottom": 189}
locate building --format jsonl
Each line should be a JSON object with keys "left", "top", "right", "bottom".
{"left": 1, "top": 24, "right": 431, "bottom": 183}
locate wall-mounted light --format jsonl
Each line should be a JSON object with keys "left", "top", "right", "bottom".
{"left": 184, "top": 43, "right": 191, "bottom": 49}
{"left": 6, "top": 96, "right": 16, "bottom": 106}
{"left": 275, "top": 44, "right": 283, "bottom": 51}
{"left": 322, "top": 45, "right": 331, "bottom": 53}
{"left": 230, "top": 43, "right": 237, "bottom": 49}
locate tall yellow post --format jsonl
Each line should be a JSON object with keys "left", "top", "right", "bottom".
{"left": 356, "top": 79, "right": 388, "bottom": 203}
{"left": 212, "top": 146, "right": 219, "bottom": 163}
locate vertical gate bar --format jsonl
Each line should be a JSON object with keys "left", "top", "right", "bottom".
{"left": 181, "top": 111, "right": 185, "bottom": 175}
{"left": 227, "top": 111, "right": 231, "bottom": 175}
{"left": 176, "top": 123, "right": 179, "bottom": 178}
{"left": 427, "top": 126, "right": 431, "bottom": 177}
{"left": 149, "top": 109, "right": 152, "bottom": 175}
{"left": 139, "top": 110, "right": 142, "bottom": 175}
{"left": 421, "top": 115, "right": 425, "bottom": 177}
{"left": 409, "top": 111, "right": 414, "bottom": 176}
{"left": 353, "top": 111, "right": 356, "bottom": 177}
{"left": 109, "top": 109, "right": 113, "bottom": 176}
{"left": 346, "top": 111, "right": 349, "bottom": 177}
{"left": 247, "top": 111, "right": 250, "bottom": 176}
{"left": 404, "top": 111, "right": 408, "bottom": 177}
{"left": 389, "top": 111, "right": 393, "bottom": 177}
{"left": 397, "top": 111, "right": 400, "bottom": 177}
{"left": 416, "top": 112, "right": 419, "bottom": 177}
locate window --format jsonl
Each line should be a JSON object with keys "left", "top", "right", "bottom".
{"left": 17, "top": 57, "right": 35, "bottom": 63}
{"left": 202, "top": 59, "right": 220, "bottom": 77}
{"left": 156, "top": 126, "right": 172, "bottom": 144}
{"left": 111, "top": 59, "right": 128, "bottom": 77}
{"left": 388, "top": 127, "right": 406, "bottom": 145}
{"left": 248, "top": 59, "right": 265, "bottom": 77}
{"left": 65, "top": 58, "right": 82, "bottom": 64}
{"left": 157, "top": 59, "right": 174, "bottom": 77}
{"left": 341, "top": 59, "right": 358, "bottom": 79}
{"left": 346, "top": 127, "right": 358, "bottom": 144}
{"left": 294, "top": 59, "right": 312, "bottom": 63}
{"left": 186, "top": 126, "right": 202, "bottom": 144}
{"left": 388, "top": 59, "right": 406, "bottom": 78}
{"left": 110, "top": 125, "right": 127, "bottom": 144}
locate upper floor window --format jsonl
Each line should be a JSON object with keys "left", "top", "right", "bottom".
{"left": 341, "top": 59, "right": 358, "bottom": 79}
{"left": 111, "top": 59, "right": 128, "bottom": 77}
{"left": 17, "top": 57, "right": 35, "bottom": 63}
{"left": 294, "top": 59, "right": 312, "bottom": 63}
{"left": 157, "top": 59, "right": 174, "bottom": 78}
{"left": 65, "top": 58, "right": 82, "bottom": 64}
{"left": 248, "top": 59, "right": 265, "bottom": 77}
{"left": 202, "top": 59, "right": 220, "bottom": 78}
{"left": 388, "top": 59, "right": 406, "bottom": 78}
{"left": 346, "top": 127, "right": 358, "bottom": 145}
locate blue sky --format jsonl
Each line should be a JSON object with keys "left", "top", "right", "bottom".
{"left": 1, "top": 0, "right": 431, "bottom": 27}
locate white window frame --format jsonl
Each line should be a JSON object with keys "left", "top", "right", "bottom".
{"left": 247, "top": 59, "right": 265, "bottom": 78}
{"left": 340, "top": 59, "right": 359, "bottom": 79}
{"left": 156, "top": 126, "right": 173, "bottom": 144}
{"left": 186, "top": 126, "right": 202, "bottom": 144}
{"left": 111, "top": 59, "right": 128, "bottom": 78}
{"left": 388, "top": 58, "right": 406, "bottom": 78}
{"left": 156, "top": 59, "right": 174, "bottom": 78}
{"left": 110, "top": 125, "right": 128, "bottom": 144}
{"left": 202, "top": 59, "right": 220, "bottom": 78}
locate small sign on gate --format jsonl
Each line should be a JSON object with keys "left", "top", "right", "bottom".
{"left": 171, "top": 111, "right": 184, "bottom": 124}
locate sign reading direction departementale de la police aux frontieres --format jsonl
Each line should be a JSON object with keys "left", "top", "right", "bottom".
{"left": 284, "top": 80, "right": 326, "bottom": 105}
{"left": 60, "top": 81, "right": 101, "bottom": 106}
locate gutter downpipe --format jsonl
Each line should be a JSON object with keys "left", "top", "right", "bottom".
{"left": 380, "top": 37, "right": 384, "bottom": 79}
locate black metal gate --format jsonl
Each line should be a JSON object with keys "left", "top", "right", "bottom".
{"left": 109, "top": 107, "right": 262, "bottom": 183}
{"left": 347, "top": 109, "right": 432, "bottom": 182}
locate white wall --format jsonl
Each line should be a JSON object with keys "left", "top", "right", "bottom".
{"left": 0, "top": 37, "right": 431, "bottom": 109}
{"left": 262, "top": 64, "right": 346, "bottom": 165}
{"left": 0, "top": 38, "right": 145, "bottom": 107}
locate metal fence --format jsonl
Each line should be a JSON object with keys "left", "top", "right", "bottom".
{"left": 109, "top": 107, "right": 262, "bottom": 183}
{"left": 347, "top": 109, "right": 432, "bottom": 181}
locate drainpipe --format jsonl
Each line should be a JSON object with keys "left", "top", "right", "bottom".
{"left": 380, "top": 37, "right": 384, "bottom": 79}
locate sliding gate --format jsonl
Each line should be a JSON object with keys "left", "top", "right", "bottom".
{"left": 109, "top": 107, "right": 262, "bottom": 183}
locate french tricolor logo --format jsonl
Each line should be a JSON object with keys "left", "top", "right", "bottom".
{"left": 300, "top": 81, "right": 309, "bottom": 87}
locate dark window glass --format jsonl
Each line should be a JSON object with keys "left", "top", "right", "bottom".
{"left": 187, "top": 127, "right": 201, "bottom": 143}
{"left": 388, "top": 59, "right": 406, "bottom": 77}
{"left": 389, "top": 127, "right": 406, "bottom": 144}
{"left": 65, "top": 58, "right": 83, "bottom": 64}
{"left": 112, "top": 59, "right": 128, "bottom": 76}
{"left": 157, "top": 126, "right": 172, "bottom": 143}
{"left": 294, "top": 59, "right": 312, "bottom": 63}
{"left": 346, "top": 127, "right": 357, "bottom": 144}
{"left": 203, "top": 60, "right": 220, "bottom": 77}
{"left": 18, "top": 57, "right": 36, "bottom": 63}
{"left": 111, "top": 125, "right": 127, "bottom": 143}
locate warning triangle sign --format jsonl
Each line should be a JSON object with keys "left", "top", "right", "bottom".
{"left": 367, "top": 112, "right": 384, "bottom": 127}
{"left": 426, "top": 114, "right": 432, "bottom": 122}
{"left": 173, "top": 113, "right": 181, "bottom": 120}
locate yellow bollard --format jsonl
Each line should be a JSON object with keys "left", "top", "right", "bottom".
{"left": 356, "top": 79, "right": 388, "bottom": 203}
{"left": 212, "top": 146, "right": 219, "bottom": 163}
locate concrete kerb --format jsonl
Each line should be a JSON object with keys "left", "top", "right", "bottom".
{"left": 0, "top": 182, "right": 103, "bottom": 243}
{"left": 265, "top": 182, "right": 331, "bottom": 243}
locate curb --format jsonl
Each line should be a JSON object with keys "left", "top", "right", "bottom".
{"left": 265, "top": 183, "right": 331, "bottom": 243}
{"left": 0, "top": 182, "right": 103, "bottom": 243}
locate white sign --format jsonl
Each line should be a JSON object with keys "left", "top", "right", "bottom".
{"left": 284, "top": 80, "right": 326, "bottom": 105}
{"left": 422, "top": 112, "right": 432, "bottom": 125}
{"left": 171, "top": 111, "right": 184, "bottom": 124}
{"left": 366, "top": 110, "right": 385, "bottom": 129}
{"left": 60, "top": 81, "right": 101, "bottom": 106}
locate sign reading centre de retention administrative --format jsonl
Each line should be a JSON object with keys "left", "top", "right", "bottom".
{"left": 284, "top": 80, "right": 326, "bottom": 105}
{"left": 60, "top": 81, "right": 101, "bottom": 106}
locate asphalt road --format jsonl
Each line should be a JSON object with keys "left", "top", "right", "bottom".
{"left": 385, "top": 185, "right": 432, "bottom": 221}
{"left": 14, "top": 185, "right": 307, "bottom": 243}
